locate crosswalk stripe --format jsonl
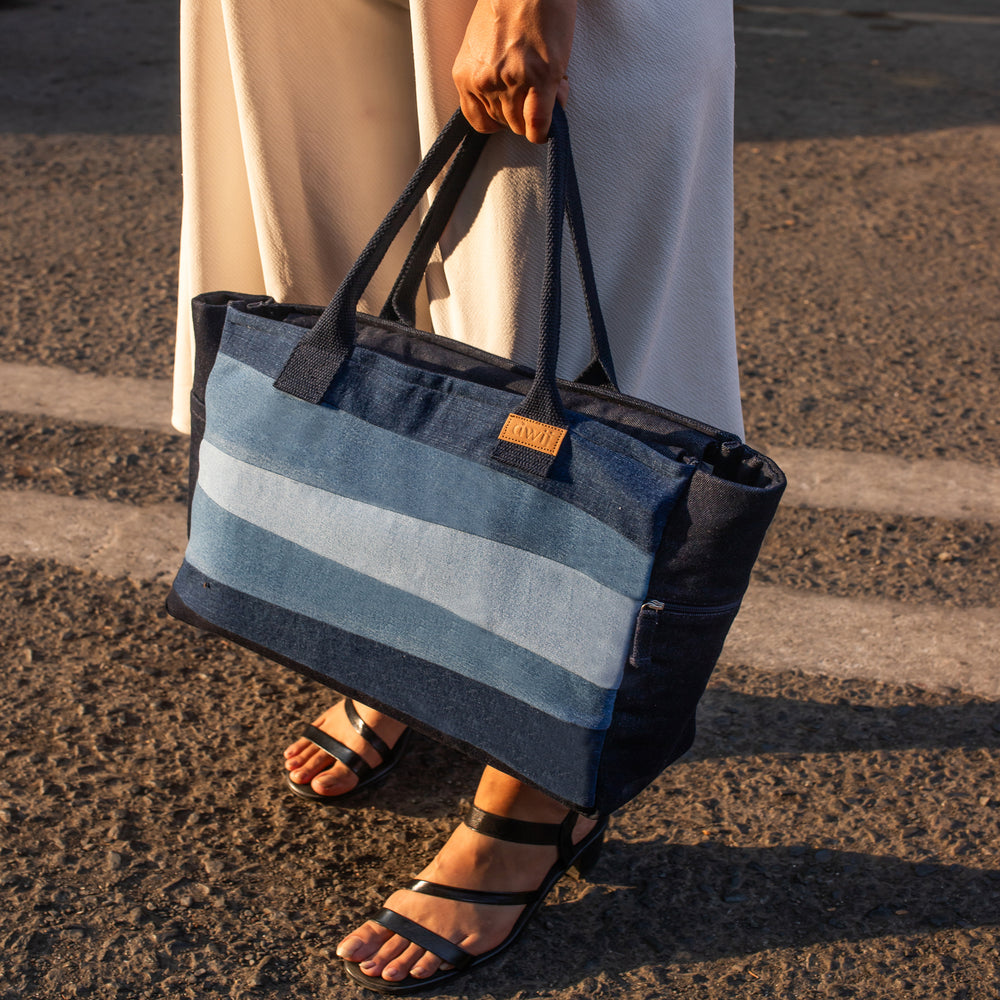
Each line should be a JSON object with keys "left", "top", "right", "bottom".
{"left": 4, "top": 362, "right": 997, "bottom": 525}
{"left": 726, "top": 582, "right": 1000, "bottom": 701}
{"left": 2, "top": 487, "right": 995, "bottom": 698}
{"left": 0, "top": 362, "right": 174, "bottom": 434}
{"left": 735, "top": 4, "right": 1000, "bottom": 27}
{"left": 770, "top": 447, "right": 1000, "bottom": 524}
{"left": 0, "top": 488, "right": 185, "bottom": 583}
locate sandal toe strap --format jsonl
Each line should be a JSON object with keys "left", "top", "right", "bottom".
{"left": 372, "top": 908, "right": 473, "bottom": 969}
{"left": 409, "top": 879, "right": 536, "bottom": 907}
{"left": 302, "top": 723, "right": 372, "bottom": 782}
{"left": 343, "top": 699, "right": 393, "bottom": 761}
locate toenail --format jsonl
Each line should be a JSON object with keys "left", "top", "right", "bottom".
{"left": 337, "top": 939, "right": 361, "bottom": 960}
{"left": 384, "top": 967, "right": 404, "bottom": 981}
{"left": 359, "top": 960, "right": 377, "bottom": 970}
{"left": 411, "top": 967, "right": 428, "bottom": 978}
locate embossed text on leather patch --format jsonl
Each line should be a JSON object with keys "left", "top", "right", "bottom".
{"left": 497, "top": 414, "right": 568, "bottom": 457}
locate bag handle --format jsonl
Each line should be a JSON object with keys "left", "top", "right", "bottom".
{"left": 379, "top": 129, "right": 486, "bottom": 329}
{"left": 274, "top": 106, "right": 606, "bottom": 477}
{"left": 273, "top": 109, "right": 474, "bottom": 403}
{"left": 379, "top": 120, "right": 618, "bottom": 393}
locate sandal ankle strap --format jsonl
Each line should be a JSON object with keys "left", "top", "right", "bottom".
{"left": 464, "top": 804, "right": 577, "bottom": 849}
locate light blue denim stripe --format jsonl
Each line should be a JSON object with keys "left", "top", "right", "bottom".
{"left": 197, "top": 440, "right": 640, "bottom": 690}
{"left": 184, "top": 488, "right": 620, "bottom": 729}
{"left": 203, "top": 354, "right": 655, "bottom": 597}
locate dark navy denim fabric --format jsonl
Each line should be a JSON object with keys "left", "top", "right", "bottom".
{"left": 217, "top": 308, "right": 693, "bottom": 555}
{"left": 172, "top": 560, "right": 606, "bottom": 809}
{"left": 170, "top": 292, "right": 787, "bottom": 814}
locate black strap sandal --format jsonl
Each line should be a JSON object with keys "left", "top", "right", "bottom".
{"left": 285, "top": 699, "right": 411, "bottom": 804}
{"left": 343, "top": 804, "right": 609, "bottom": 994}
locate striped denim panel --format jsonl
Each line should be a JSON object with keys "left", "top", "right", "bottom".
{"left": 172, "top": 560, "right": 606, "bottom": 808}
{"left": 184, "top": 487, "right": 620, "bottom": 728}
{"left": 213, "top": 310, "right": 694, "bottom": 554}
{"left": 203, "top": 359, "right": 653, "bottom": 597}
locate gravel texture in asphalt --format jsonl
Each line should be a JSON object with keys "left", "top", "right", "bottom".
{"left": 1, "top": 559, "right": 998, "bottom": 1000}
{"left": 1, "top": 1, "right": 998, "bottom": 997}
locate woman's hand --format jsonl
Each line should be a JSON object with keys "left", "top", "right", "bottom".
{"left": 452, "top": 0, "right": 577, "bottom": 144}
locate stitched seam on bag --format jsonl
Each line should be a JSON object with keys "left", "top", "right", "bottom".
{"left": 224, "top": 313, "right": 716, "bottom": 477}
{"left": 331, "top": 367, "right": 654, "bottom": 521}
{"left": 196, "top": 437, "right": 652, "bottom": 593}
{"left": 228, "top": 310, "right": 747, "bottom": 448}
{"left": 347, "top": 347, "right": 519, "bottom": 412}
{"left": 214, "top": 334, "right": 683, "bottom": 545}
{"left": 215, "top": 357, "right": 676, "bottom": 547}
{"left": 346, "top": 349, "right": 680, "bottom": 476}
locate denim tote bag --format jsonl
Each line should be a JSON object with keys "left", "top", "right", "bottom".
{"left": 168, "top": 107, "right": 786, "bottom": 815}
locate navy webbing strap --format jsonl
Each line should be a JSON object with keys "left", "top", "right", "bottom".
{"left": 380, "top": 129, "right": 489, "bottom": 328}
{"left": 273, "top": 110, "right": 472, "bottom": 403}
{"left": 274, "top": 105, "right": 608, "bottom": 479}
{"left": 381, "top": 118, "right": 617, "bottom": 393}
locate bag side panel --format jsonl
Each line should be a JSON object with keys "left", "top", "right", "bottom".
{"left": 593, "top": 602, "right": 738, "bottom": 814}
{"left": 649, "top": 466, "right": 785, "bottom": 607}
{"left": 186, "top": 292, "right": 267, "bottom": 534}
{"left": 593, "top": 468, "right": 785, "bottom": 813}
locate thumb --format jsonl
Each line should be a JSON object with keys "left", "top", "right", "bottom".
{"left": 522, "top": 85, "right": 560, "bottom": 144}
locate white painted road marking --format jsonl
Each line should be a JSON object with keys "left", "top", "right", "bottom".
{"left": 2, "top": 365, "right": 997, "bottom": 697}
{"left": 0, "top": 488, "right": 185, "bottom": 583}
{"left": 735, "top": 5, "right": 1000, "bottom": 28}
{"left": 726, "top": 583, "right": 1000, "bottom": 701}
{"left": 770, "top": 447, "right": 1000, "bottom": 524}
{"left": 0, "top": 362, "right": 174, "bottom": 434}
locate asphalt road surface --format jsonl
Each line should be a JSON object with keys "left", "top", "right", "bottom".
{"left": 1, "top": 2, "right": 997, "bottom": 999}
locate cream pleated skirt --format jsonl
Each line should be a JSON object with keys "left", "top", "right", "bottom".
{"left": 173, "top": 0, "right": 744, "bottom": 438}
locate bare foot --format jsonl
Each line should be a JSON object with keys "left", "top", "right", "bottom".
{"left": 336, "top": 767, "right": 600, "bottom": 984}
{"left": 283, "top": 699, "right": 408, "bottom": 798}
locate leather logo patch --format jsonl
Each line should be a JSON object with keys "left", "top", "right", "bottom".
{"left": 497, "top": 414, "right": 567, "bottom": 457}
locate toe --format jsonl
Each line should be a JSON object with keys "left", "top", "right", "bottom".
{"left": 283, "top": 734, "right": 313, "bottom": 760}
{"left": 381, "top": 942, "right": 429, "bottom": 982}
{"left": 310, "top": 764, "right": 357, "bottom": 796}
{"left": 336, "top": 921, "right": 392, "bottom": 963}
{"left": 408, "top": 949, "right": 445, "bottom": 980}
{"left": 356, "top": 933, "right": 410, "bottom": 979}
{"left": 287, "top": 745, "right": 333, "bottom": 783}
{"left": 284, "top": 705, "right": 341, "bottom": 765}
